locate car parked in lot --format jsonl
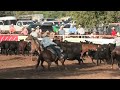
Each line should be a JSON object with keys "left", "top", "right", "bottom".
{"left": 41, "top": 21, "right": 62, "bottom": 26}
{"left": 27, "top": 24, "right": 53, "bottom": 34}
{"left": 63, "top": 24, "right": 71, "bottom": 35}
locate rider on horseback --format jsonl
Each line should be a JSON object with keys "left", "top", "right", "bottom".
{"left": 41, "top": 31, "right": 63, "bottom": 59}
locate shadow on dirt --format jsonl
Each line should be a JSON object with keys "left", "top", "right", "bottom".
{"left": 0, "top": 62, "right": 119, "bottom": 79}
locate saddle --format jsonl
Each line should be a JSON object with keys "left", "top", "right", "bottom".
{"left": 45, "top": 45, "right": 63, "bottom": 60}
{"left": 46, "top": 46, "right": 56, "bottom": 55}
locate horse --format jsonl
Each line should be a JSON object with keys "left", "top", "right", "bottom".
{"left": 26, "top": 35, "right": 42, "bottom": 61}
{"left": 26, "top": 35, "right": 65, "bottom": 70}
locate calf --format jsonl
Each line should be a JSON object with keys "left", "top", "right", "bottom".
{"left": 87, "top": 45, "right": 111, "bottom": 65}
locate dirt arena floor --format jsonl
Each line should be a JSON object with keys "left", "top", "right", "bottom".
{"left": 0, "top": 55, "right": 120, "bottom": 79}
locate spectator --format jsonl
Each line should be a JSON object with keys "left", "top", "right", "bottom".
{"left": 77, "top": 25, "right": 85, "bottom": 37}
{"left": 58, "top": 25, "right": 65, "bottom": 35}
{"left": 58, "top": 25, "right": 65, "bottom": 41}
{"left": 21, "top": 26, "right": 28, "bottom": 35}
{"left": 111, "top": 27, "right": 117, "bottom": 36}
{"left": 53, "top": 24, "right": 59, "bottom": 34}
{"left": 69, "top": 24, "right": 77, "bottom": 34}
{"left": 30, "top": 28, "right": 38, "bottom": 38}
{"left": 36, "top": 26, "right": 42, "bottom": 38}
{"left": 9, "top": 24, "right": 16, "bottom": 34}
{"left": 36, "top": 26, "right": 40, "bottom": 33}
{"left": 116, "top": 24, "right": 120, "bottom": 34}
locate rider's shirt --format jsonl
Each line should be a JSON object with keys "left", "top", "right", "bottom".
{"left": 41, "top": 37, "right": 57, "bottom": 48}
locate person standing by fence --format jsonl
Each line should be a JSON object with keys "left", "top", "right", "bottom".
{"left": 35, "top": 26, "right": 42, "bottom": 38}
{"left": 77, "top": 25, "right": 85, "bottom": 38}
{"left": 69, "top": 24, "right": 77, "bottom": 35}
{"left": 21, "top": 26, "right": 28, "bottom": 36}
{"left": 111, "top": 27, "right": 117, "bottom": 36}
{"left": 9, "top": 24, "right": 16, "bottom": 34}
{"left": 58, "top": 25, "right": 65, "bottom": 41}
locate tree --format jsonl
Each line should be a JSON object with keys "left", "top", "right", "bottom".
{"left": 0, "top": 11, "right": 14, "bottom": 17}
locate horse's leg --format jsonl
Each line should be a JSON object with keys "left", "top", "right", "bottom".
{"left": 31, "top": 52, "right": 33, "bottom": 61}
{"left": 47, "top": 60, "right": 52, "bottom": 71}
{"left": 97, "top": 59, "right": 99, "bottom": 66}
{"left": 35, "top": 56, "right": 41, "bottom": 69}
{"left": 41, "top": 60, "right": 45, "bottom": 70}
{"left": 31, "top": 49, "right": 35, "bottom": 61}
{"left": 100, "top": 59, "right": 102, "bottom": 64}
{"left": 55, "top": 60, "right": 59, "bottom": 66}
{"left": 55, "top": 60, "right": 60, "bottom": 70}
{"left": 59, "top": 59, "right": 67, "bottom": 70}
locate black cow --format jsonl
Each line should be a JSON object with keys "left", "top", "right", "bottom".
{"left": 0, "top": 41, "right": 19, "bottom": 55}
{"left": 0, "top": 41, "right": 32, "bottom": 56}
{"left": 87, "top": 44, "right": 113, "bottom": 65}
{"left": 56, "top": 41, "right": 83, "bottom": 65}
{"left": 111, "top": 46, "right": 120, "bottom": 70}
{"left": 8, "top": 41, "right": 19, "bottom": 55}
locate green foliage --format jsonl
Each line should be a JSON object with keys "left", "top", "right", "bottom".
{"left": 0, "top": 11, "right": 14, "bottom": 17}
{"left": 1, "top": 11, "right": 120, "bottom": 29}
{"left": 67, "top": 11, "right": 120, "bottom": 28}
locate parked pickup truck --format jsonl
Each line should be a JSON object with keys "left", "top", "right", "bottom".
{"left": 0, "top": 16, "right": 34, "bottom": 32}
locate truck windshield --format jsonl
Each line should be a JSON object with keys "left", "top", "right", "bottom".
{"left": 23, "top": 21, "right": 34, "bottom": 25}
{"left": 0, "top": 22, "right": 3, "bottom": 25}
{"left": 3, "top": 20, "right": 17, "bottom": 25}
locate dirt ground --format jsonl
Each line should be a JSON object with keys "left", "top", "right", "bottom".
{"left": 0, "top": 55, "right": 120, "bottom": 79}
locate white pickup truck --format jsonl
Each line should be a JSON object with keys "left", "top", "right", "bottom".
{"left": 0, "top": 16, "right": 35, "bottom": 32}
{"left": 0, "top": 20, "right": 34, "bottom": 32}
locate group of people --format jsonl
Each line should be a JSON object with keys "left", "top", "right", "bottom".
{"left": 57, "top": 24, "right": 85, "bottom": 36}
{"left": 30, "top": 26, "right": 42, "bottom": 38}
{"left": 8, "top": 24, "right": 42, "bottom": 38}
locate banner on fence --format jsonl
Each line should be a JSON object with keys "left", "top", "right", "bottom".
{"left": 0, "top": 35, "right": 18, "bottom": 42}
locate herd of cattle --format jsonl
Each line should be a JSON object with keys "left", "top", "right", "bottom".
{"left": 0, "top": 40, "right": 31, "bottom": 55}
{"left": 0, "top": 39, "right": 120, "bottom": 69}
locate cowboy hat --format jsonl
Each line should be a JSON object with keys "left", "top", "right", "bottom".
{"left": 36, "top": 26, "right": 40, "bottom": 29}
{"left": 41, "top": 31, "right": 50, "bottom": 37}
{"left": 31, "top": 28, "right": 35, "bottom": 31}
{"left": 111, "top": 27, "right": 115, "bottom": 30}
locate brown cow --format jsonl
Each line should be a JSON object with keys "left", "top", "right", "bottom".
{"left": 81, "top": 43, "right": 102, "bottom": 64}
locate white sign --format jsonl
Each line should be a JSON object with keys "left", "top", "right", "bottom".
{"left": 64, "top": 38, "right": 115, "bottom": 44}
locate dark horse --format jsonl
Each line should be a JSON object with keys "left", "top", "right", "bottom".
{"left": 26, "top": 35, "right": 65, "bottom": 70}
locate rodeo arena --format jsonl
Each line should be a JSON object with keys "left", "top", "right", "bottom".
{"left": 1, "top": 15, "right": 120, "bottom": 79}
